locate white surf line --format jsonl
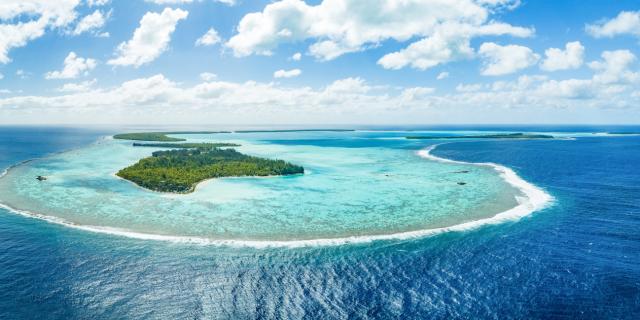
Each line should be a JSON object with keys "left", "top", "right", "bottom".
{"left": 417, "top": 144, "right": 553, "bottom": 222}
{"left": 0, "top": 143, "right": 553, "bottom": 249}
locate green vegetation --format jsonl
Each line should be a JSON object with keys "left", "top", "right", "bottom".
{"left": 113, "top": 131, "right": 232, "bottom": 142}
{"left": 406, "top": 133, "right": 555, "bottom": 140}
{"left": 117, "top": 145, "right": 304, "bottom": 193}
{"left": 113, "top": 130, "right": 354, "bottom": 141}
{"left": 114, "top": 132, "right": 185, "bottom": 142}
{"left": 132, "top": 142, "right": 240, "bottom": 148}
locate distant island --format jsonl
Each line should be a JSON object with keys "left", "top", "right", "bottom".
{"left": 234, "top": 129, "right": 355, "bottom": 133}
{"left": 132, "top": 142, "right": 240, "bottom": 148}
{"left": 113, "top": 129, "right": 354, "bottom": 142}
{"left": 116, "top": 141, "right": 304, "bottom": 193}
{"left": 406, "top": 133, "right": 555, "bottom": 140}
{"left": 113, "top": 131, "right": 231, "bottom": 142}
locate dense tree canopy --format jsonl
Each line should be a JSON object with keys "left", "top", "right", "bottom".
{"left": 406, "top": 133, "right": 554, "bottom": 140}
{"left": 132, "top": 142, "right": 240, "bottom": 148}
{"left": 117, "top": 145, "right": 304, "bottom": 193}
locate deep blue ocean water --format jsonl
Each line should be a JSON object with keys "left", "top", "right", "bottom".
{"left": 0, "top": 126, "right": 639, "bottom": 319}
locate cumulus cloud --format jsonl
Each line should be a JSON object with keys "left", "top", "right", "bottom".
{"left": 536, "top": 78, "right": 594, "bottom": 99}
{"left": 291, "top": 52, "right": 302, "bottom": 61}
{"left": 0, "top": 0, "right": 81, "bottom": 64}
{"left": 436, "top": 72, "right": 449, "bottom": 80}
{"left": 0, "top": 75, "right": 374, "bottom": 121}
{"left": 2, "top": 70, "right": 640, "bottom": 124}
{"left": 540, "top": 41, "right": 584, "bottom": 71}
{"left": 227, "top": 0, "right": 532, "bottom": 69}
{"left": 199, "top": 72, "right": 217, "bottom": 81}
{"left": 72, "top": 9, "right": 110, "bottom": 36}
{"left": 378, "top": 22, "right": 533, "bottom": 70}
{"left": 57, "top": 79, "right": 97, "bottom": 92}
{"left": 195, "top": 28, "right": 221, "bottom": 46}
{"left": 324, "top": 77, "right": 369, "bottom": 94}
{"left": 45, "top": 52, "right": 97, "bottom": 79}
{"left": 145, "top": 0, "right": 236, "bottom": 5}
{"left": 524, "top": 51, "right": 638, "bottom": 101}
{"left": 588, "top": 50, "right": 638, "bottom": 84}
{"left": 400, "top": 87, "right": 435, "bottom": 99}
{"left": 108, "top": 8, "right": 188, "bottom": 67}
{"left": 456, "top": 83, "right": 483, "bottom": 92}
{"left": 16, "top": 70, "right": 28, "bottom": 79}
{"left": 274, "top": 68, "right": 302, "bottom": 78}
{"left": 479, "top": 42, "right": 540, "bottom": 76}
{"left": 87, "top": 0, "right": 110, "bottom": 6}
{"left": 586, "top": 11, "right": 640, "bottom": 38}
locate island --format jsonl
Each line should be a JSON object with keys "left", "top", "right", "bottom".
{"left": 406, "top": 133, "right": 555, "bottom": 140}
{"left": 234, "top": 129, "right": 355, "bottom": 133}
{"left": 113, "top": 131, "right": 231, "bottom": 142}
{"left": 607, "top": 132, "right": 640, "bottom": 135}
{"left": 132, "top": 142, "right": 240, "bottom": 148}
{"left": 116, "top": 143, "right": 304, "bottom": 193}
{"left": 113, "top": 130, "right": 352, "bottom": 142}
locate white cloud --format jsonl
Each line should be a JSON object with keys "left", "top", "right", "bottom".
{"left": 540, "top": 41, "right": 584, "bottom": 71}
{"left": 519, "top": 51, "right": 638, "bottom": 100}
{"left": 456, "top": 83, "right": 483, "bottom": 92}
{"left": 72, "top": 9, "right": 110, "bottom": 36}
{"left": 200, "top": 72, "right": 217, "bottom": 81}
{"left": 87, "top": 0, "right": 110, "bottom": 6}
{"left": 274, "top": 68, "right": 302, "bottom": 78}
{"left": 504, "top": 51, "right": 639, "bottom": 101}
{"left": 2, "top": 71, "right": 640, "bottom": 124}
{"left": 291, "top": 52, "right": 302, "bottom": 61}
{"left": 16, "top": 70, "right": 29, "bottom": 79}
{"left": 227, "top": 0, "right": 532, "bottom": 68}
{"left": 145, "top": 0, "right": 236, "bottom": 5}
{"left": 588, "top": 50, "right": 638, "bottom": 84}
{"left": 108, "top": 8, "right": 188, "bottom": 67}
{"left": 0, "top": 73, "right": 3, "bottom": 80}
{"left": 536, "top": 79, "right": 594, "bottom": 99}
{"left": 479, "top": 42, "right": 540, "bottom": 76}
{"left": 45, "top": 52, "right": 97, "bottom": 79}
{"left": 195, "top": 28, "right": 221, "bottom": 46}
{"left": 57, "top": 79, "right": 97, "bottom": 92}
{"left": 401, "top": 87, "right": 435, "bottom": 98}
{"left": 491, "top": 74, "right": 547, "bottom": 91}
{"left": 324, "top": 77, "right": 369, "bottom": 94}
{"left": 0, "top": 0, "right": 81, "bottom": 64}
{"left": 378, "top": 22, "right": 533, "bottom": 70}
{"left": 436, "top": 72, "right": 449, "bottom": 80}
{"left": 586, "top": 11, "right": 640, "bottom": 38}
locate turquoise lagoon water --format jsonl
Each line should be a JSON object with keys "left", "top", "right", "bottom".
{"left": 0, "top": 131, "right": 525, "bottom": 244}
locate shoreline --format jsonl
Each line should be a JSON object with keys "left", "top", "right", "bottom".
{"left": 0, "top": 142, "right": 553, "bottom": 249}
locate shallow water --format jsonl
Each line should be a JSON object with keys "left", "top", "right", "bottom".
{"left": 0, "top": 131, "right": 523, "bottom": 243}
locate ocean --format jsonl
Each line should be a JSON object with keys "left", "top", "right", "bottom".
{"left": 0, "top": 125, "right": 638, "bottom": 319}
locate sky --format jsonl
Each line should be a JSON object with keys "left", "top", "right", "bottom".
{"left": 0, "top": 0, "right": 639, "bottom": 125}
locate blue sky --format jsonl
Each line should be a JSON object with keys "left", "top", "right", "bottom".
{"left": 0, "top": 0, "right": 639, "bottom": 125}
